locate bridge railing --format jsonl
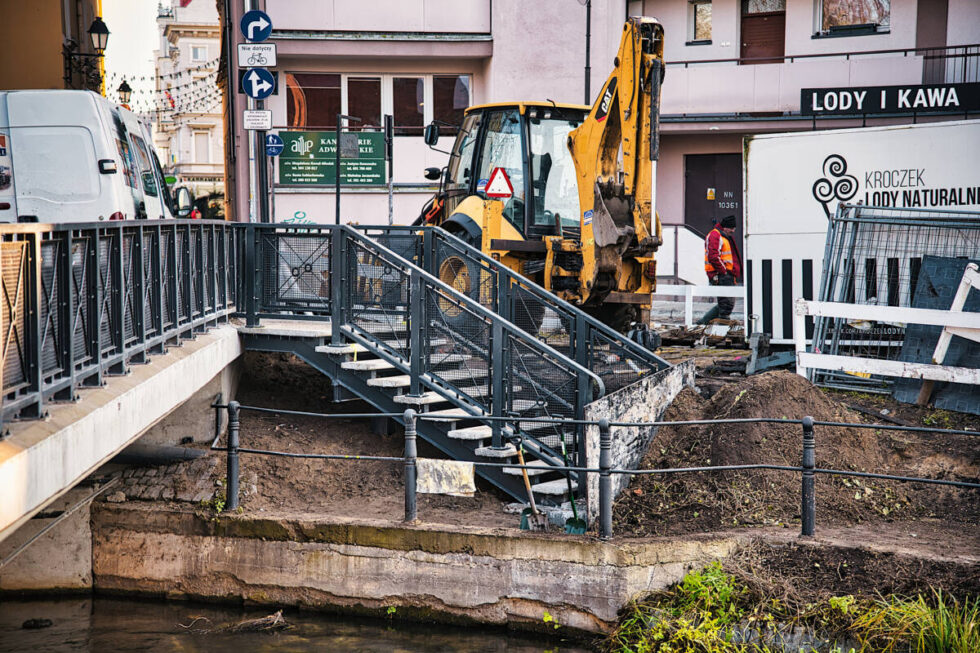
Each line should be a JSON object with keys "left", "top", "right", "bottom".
{"left": 0, "top": 220, "right": 238, "bottom": 431}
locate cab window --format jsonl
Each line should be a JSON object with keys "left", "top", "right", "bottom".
{"left": 528, "top": 110, "right": 582, "bottom": 230}
{"left": 475, "top": 109, "right": 525, "bottom": 226}
{"left": 446, "top": 112, "right": 481, "bottom": 191}
{"left": 129, "top": 135, "right": 158, "bottom": 197}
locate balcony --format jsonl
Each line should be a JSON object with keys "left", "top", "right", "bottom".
{"left": 661, "top": 44, "right": 979, "bottom": 117}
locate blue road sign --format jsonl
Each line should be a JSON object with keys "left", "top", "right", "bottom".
{"left": 240, "top": 10, "right": 273, "bottom": 42}
{"left": 265, "top": 133, "right": 284, "bottom": 156}
{"left": 243, "top": 68, "right": 275, "bottom": 99}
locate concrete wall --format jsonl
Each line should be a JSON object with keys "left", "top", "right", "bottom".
{"left": 583, "top": 360, "right": 696, "bottom": 523}
{"left": 92, "top": 504, "right": 738, "bottom": 633}
{"left": 0, "top": 325, "right": 242, "bottom": 544}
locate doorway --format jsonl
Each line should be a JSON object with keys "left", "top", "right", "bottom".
{"left": 740, "top": 3, "right": 785, "bottom": 64}
{"left": 683, "top": 153, "right": 743, "bottom": 238}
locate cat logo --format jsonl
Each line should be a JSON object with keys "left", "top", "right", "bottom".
{"left": 595, "top": 77, "right": 617, "bottom": 123}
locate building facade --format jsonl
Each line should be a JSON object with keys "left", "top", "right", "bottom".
{"left": 636, "top": 0, "right": 978, "bottom": 283}
{"left": 0, "top": 0, "right": 106, "bottom": 92}
{"left": 225, "top": 0, "right": 630, "bottom": 224}
{"left": 154, "top": 0, "right": 225, "bottom": 211}
{"left": 224, "top": 0, "right": 978, "bottom": 244}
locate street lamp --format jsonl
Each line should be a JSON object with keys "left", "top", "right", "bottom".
{"left": 88, "top": 16, "right": 110, "bottom": 55}
{"left": 63, "top": 16, "right": 111, "bottom": 91}
{"left": 117, "top": 80, "right": 132, "bottom": 105}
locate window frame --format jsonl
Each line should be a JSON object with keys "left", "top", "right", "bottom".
{"left": 812, "top": 0, "right": 891, "bottom": 38}
{"left": 193, "top": 130, "right": 210, "bottom": 164}
{"left": 284, "top": 72, "right": 472, "bottom": 134}
{"left": 190, "top": 44, "right": 208, "bottom": 62}
{"left": 687, "top": 0, "right": 712, "bottom": 45}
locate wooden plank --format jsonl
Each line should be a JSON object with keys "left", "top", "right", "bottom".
{"left": 796, "top": 300, "right": 980, "bottom": 329}
{"left": 796, "top": 352, "right": 980, "bottom": 384}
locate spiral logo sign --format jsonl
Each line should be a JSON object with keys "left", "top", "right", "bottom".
{"left": 812, "top": 154, "right": 859, "bottom": 219}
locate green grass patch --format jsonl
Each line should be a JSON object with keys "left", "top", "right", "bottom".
{"left": 604, "top": 565, "right": 977, "bottom": 653}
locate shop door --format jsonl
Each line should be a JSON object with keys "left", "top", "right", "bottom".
{"left": 740, "top": 11, "right": 785, "bottom": 64}
{"left": 683, "top": 153, "right": 743, "bottom": 238}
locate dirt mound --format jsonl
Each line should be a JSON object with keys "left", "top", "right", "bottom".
{"left": 614, "top": 371, "right": 979, "bottom": 537}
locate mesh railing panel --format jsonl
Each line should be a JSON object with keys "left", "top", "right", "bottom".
{"left": 812, "top": 204, "right": 980, "bottom": 391}
{"left": 259, "top": 231, "right": 332, "bottom": 315}
{"left": 122, "top": 232, "right": 137, "bottom": 344}
{"left": 142, "top": 231, "right": 157, "bottom": 338}
{"left": 346, "top": 235, "right": 411, "bottom": 360}
{"left": 97, "top": 233, "right": 116, "bottom": 356}
{"left": 39, "top": 240, "right": 62, "bottom": 377}
{"left": 161, "top": 231, "right": 175, "bottom": 329}
{"left": 70, "top": 239, "right": 90, "bottom": 367}
{"left": 1, "top": 242, "right": 28, "bottom": 393}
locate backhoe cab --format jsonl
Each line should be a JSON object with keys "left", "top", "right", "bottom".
{"left": 420, "top": 17, "right": 665, "bottom": 332}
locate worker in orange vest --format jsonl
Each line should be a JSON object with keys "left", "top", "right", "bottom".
{"left": 703, "top": 215, "right": 742, "bottom": 321}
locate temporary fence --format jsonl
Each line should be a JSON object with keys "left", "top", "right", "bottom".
{"left": 213, "top": 401, "right": 980, "bottom": 541}
{"left": 809, "top": 204, "right": 980, "bottom": 393}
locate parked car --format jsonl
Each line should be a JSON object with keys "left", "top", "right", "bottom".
{"left": 0, "top": 89, "right": 193, "bottom": 223}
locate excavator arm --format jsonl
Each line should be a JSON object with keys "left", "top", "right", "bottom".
{"left": 563, "top": 17, "right": 665, "bottom": 308}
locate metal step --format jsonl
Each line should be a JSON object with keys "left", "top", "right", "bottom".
{"left": 531, "top": 479, "right": 576, "bottom": 495}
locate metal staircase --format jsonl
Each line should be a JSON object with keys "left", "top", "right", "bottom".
{"left": 239, "top": 223, "right": 670, "bottom": 506}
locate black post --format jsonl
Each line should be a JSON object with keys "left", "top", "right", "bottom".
{"left": 801, "top": 416, "right": 815, "bottom": 537}
{"left": 491, "top": 321, "right": 505, "bottom": 450}
{"left": 335, "top": 116, "right": 341, "bottom": 224}
{"left": 599, "top": 418, "right": 613, "bottom": 540}
{"left": 409, "top": 270, "right": 423, "bottom": 397}
{"left": 403, "top": 409, "right": 418, "bottom": 523}
{"left": 257, "top": 100, "right": 270, "bottom": 223}
{"left": 585, "top": 0, "right": 592, "bottom": 104}
{"left": 244, "top": 223, "right": 259, "bottom": 327}
{"left": 226, "top": 400, "right": 241, "bottom": 511}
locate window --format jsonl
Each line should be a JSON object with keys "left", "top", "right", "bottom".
{"left": 393, "top": 77, "right": 424, "bottom": 135}
{"left": 191, "top": 45, "right": 207, "bottom": 61}
{"left": 194, "top": 131, "right": 209, "bottom": 163}
{"left": 689, "top": 0, "right": 712, "bottom": 43}
{"left": 285, "top": 74, "right": 472, "bottom": 135}
{"left": 476, "top": 110, "right": 525, "bottom": 225}
{"left": 447, "top": 112, "right": 482, "bottom": 190}
{"left": 816, "top": 0, "right": 890, "bottom": 35}
{"left": 286, "top": 73, "right": 341, "bottom": 129}
{"left": 432, "top": 75, "right": 470, "bottom": 135}
{"left": 528, "top": 110, "right": 582, "bottom": 228}
{"left": 347, "top": 77, "right": 381, "bottom": 130}
{"left": 130, "top": 135, "right": 158, "bottom": 196}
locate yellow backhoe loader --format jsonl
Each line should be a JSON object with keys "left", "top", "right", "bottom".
{"left": 418, "top": 17, "right": 665, "bottom": 333}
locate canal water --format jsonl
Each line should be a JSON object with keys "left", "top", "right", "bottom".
{"left": 0, "top": 598, "right": 592, "bottom": 652}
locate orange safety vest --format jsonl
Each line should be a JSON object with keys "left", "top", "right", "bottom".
{"left": 704, "top": 228, "right": 735, "bottom": 275}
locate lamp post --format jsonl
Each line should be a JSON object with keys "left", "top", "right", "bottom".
{"left": 577, "top": 0, "right": 592, "bottom": 104}
{"left": 63, "top": 17, "right": 111, "bottom": 92}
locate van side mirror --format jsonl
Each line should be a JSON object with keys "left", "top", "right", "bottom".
{"left": 173, "top": 186, "right": 194, "bottom": 218}
{"left": 423, "top": 122, "right": 439, "bottom": 146}
{"left": 423, "top": 167, "right": 442, "bottom": 181}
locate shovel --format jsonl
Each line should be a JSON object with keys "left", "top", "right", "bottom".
{"left": 517, "top": 442, "right": 548, "bottom": 531}
{"left": 559, "top": 431, "right": 587, "bottom": 534}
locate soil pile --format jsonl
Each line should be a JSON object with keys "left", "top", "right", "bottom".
{"left": 614, "top": 371, "right": 980, "bottom": 537}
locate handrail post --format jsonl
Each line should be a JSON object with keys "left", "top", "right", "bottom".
{"left": 244, "top": 224, "right": 259, "bottom": 328}
{"left": 801, "top": 416, "right": 815, "bottom": 537}
{"left": 329, "top": 227, "right": 344, "bottom": 345}
{"left": 409, "top": 270, "right": 423, "bottom": 396}
{"left": 574, "top": 314, "right": 590, "bottom": 468}
{"left": 599, "top": 418, "right": 613, "bottom": 540}
{"left": 403, "top": 408, "right": 418, "bottom": 523}
{"left": 225, "top": 400, "right": 240, "bottom": 512}
{"left": 491, "top": 320, "right": 505, "bottom": 449}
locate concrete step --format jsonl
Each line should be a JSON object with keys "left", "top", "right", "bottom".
{"left": 531, "top": 479, "right": 576, "bottom": 495}
{"left": 237, "top": 318, "right": 332, "bottom": 338}
{"left": 425, "top": 407, "right": 480, "bottom": 420}
{"left": 446, "top": 425, "right": 491, "bottom": 440}
{"left": 392, "top": 384, "right": 524, "bottom": 406}
{"left": 342, "top": 358, "right": 396, "bottom": 371}
{"left": 502, "top": 459, "right": 552, "bottom": 477}
{"left": 474, "top": 444, "right": 517, "bottom": 458}
{"left": 317, "top": 337, "right": 448, "bottom": 356}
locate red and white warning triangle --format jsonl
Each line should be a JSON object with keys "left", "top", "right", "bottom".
{"left": 484, "top": 167, "right": 514, "bottom": 199}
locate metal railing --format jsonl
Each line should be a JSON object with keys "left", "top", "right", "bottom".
{"left": 239, "top": 223, "right": 603, "bottom": 467}
{"left": 358, "top": 225, "right": 671, "bottom": 388}
{"left": 0, "top": 220, "right": 238, "bottom": 432}
{"left": 216, "top": 402, "right": 980, "bottom": 540}
{"left": 667, "top": 43, "right": 980, "bottom": 84}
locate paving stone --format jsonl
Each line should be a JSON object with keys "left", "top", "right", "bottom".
{"left": 105, "top": 491, "right": 126, "bottom": 503}
{"left": 161, "top": 488, "right": 176, "bottom": 500}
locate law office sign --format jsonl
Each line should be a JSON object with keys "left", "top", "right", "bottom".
{"left": 278, "top": 131, "right": 386, "bottom": 186}
{"left": 801, "top": 83, "right": 980, "bottom": 116}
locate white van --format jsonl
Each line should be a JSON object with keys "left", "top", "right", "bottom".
{"left": 0, "top": 89, "right": 192, "bottom": 223}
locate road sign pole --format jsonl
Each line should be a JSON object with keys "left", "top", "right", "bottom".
{"left": 257, "top": 99, "right": 270, "bottom": 223}
{"left": 245, "top": 0, "right": 257, "bottom": 224}
{"left": 335, "top": 117, "right": 340, "bottom": 225}
{"left": 385, "top": 114, "right": 394, "bottom": 225}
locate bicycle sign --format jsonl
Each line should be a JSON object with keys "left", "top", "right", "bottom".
{"left": 238, "top": 43, "right": 277, "bottom": 68}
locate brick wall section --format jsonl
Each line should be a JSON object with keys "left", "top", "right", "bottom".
{"left": 583, "top": 360, "right": 696, "bottom": 523}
